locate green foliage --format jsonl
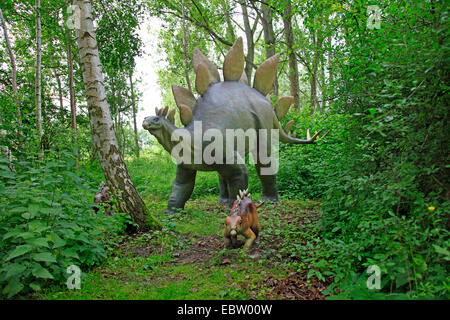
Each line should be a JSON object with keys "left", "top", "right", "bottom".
{"left": 0, "top": 151, "right": 128, "bottom": 298}
{"left": 278, "top": 107, "right": 349, "bottom": 199}
{"left": 261, "top": 0, "right": 450, "bottom": 300}
{"left": 300, "top": 0, "right": 449, "bottom": 299}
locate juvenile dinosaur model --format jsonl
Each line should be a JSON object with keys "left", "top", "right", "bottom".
{"left": 224, "top": 189, "right": 263, "bottom": 251}
{"left": 93, "top": 182, "right": 114, "bottom": 216}
{"left": 143, "top": 37, "right": 328, "bottom": 214}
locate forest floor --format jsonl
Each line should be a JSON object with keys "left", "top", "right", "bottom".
{"left": 37, "top": 196, "right": 331, "bottom": 299}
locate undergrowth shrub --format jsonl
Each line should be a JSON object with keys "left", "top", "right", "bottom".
{"left": 0, "top": 151, "right": 128, "bottom": 298}
{"left": 294, "top": 0, "right": 450, "bottom": 299}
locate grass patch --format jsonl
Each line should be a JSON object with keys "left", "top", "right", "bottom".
{"left": 37, "top": 194, "right": 329, "bottom": 300}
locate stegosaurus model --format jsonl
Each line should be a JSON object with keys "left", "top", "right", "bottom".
{"left": 143, "top": 37, "right": 328, "bottom": 214}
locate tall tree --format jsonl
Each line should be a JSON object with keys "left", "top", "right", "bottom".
{"left": 129, "top": 72, "right": 139, "bottom": 158}
{"left": 222, "top": 0, "right": 236, "bottom": 42}
{"left": 54, "top": 69, "right": 64, "bottom": 116}
{"left": 181, "top": 0, "right": 192, "bottom": 92}
{"left": 75, "top": 0, "right": 159, "bottom": 230}
{"left": 261, "top": 3, "right": 278, "bottom": 96}
{"left": 282, "top": 1, "right": 300, "bottom": 109}
{"left": 239, "top": 0, "right": 259, "bottom": 86}
{"left": 309, "top": 17, "right": 324, "bottom": 114}
{"left": 67, "top": 31, "right": 76, "bottom": 131}
{"left": 35, "top": 0, "right": 43, "bottom": 138}
{"left": 0, "top": 8, "right": 20, "bottom": 115}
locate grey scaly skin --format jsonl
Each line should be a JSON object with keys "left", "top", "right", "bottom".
{"left": 143, "top": 38, "right": 328, "bottom": 214}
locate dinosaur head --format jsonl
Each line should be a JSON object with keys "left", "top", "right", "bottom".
{"left": 142, "top": 115, "right": 165, "bottom": 131}
{"left": 225, "top": 189, "right": 265, "bottom": 236}
{"left": 225, "top": 214, "right": 242, "bottom": 236}
{"left": 143, "top": 107, "right": 178, "bottom": 153}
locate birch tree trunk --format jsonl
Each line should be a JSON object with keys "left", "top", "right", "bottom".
{"left": 130, "top": 73, "right": 139, "bottom": 158}
{"left": 35, "top": 0, "right": 43, "bottom": 138}
{"left": 68, "top": 35, "right": 76, "bottom": 131}
{"left": 54, "top": 69, "right": 64, "bottom": 117}
{"left": 0, "top": 8, "right": 20, "bottom": 117}
{"left": 310, "top": 25, "right": 323, "bottom": 114}
{"left": 282, "top": 2, "right": 300, "bottom": 109}
{"left": 76, "top": 0, "right": 159, "bottom": 231}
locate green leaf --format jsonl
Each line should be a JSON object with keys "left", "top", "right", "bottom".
{"left": 27, "top": 237, "right": 50, "bottom": 248}
{"left": 3, "top": 230, "right": 22, "bottom": 240}
{"left": 33, "top": 252, "right": 57, "bottom": 263}
{"left": 5, "top": 263, "right": 27, "bottom": 279}
{"left": 21, "top": 212, "right": 31, "bottom": 219}
{"left": 32, "top": 264, "right": 54, "bottom": 279}
{"left": 61, "top": 248, "right": 79, "bottom": 259}
{"left": 50, "top": 233, "right": 66, "bottom": 248}
{"left": 9, "top": 206, "right": 28, "bottom": 213}
{"left": 4, "top": 280, "right": 24, "bottom": 298}
{"left": 6, "top": 245, "right": 32, "bottom": 261}
{"left": 433, "top": 245, "right": 450, "bottom": 257}
{"left": 395, "top": 273, "right": 410, "bottom": 288}
{"left": 29, "top": 282, "right": 42, "bottom": 291}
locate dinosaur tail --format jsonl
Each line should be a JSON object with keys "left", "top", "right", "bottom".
{"left": 273, "top": 114, "right": 324, "bottom": 145}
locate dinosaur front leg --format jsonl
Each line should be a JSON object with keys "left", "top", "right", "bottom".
{"left": 242, "top": 228, "right": 257, "bottom": 251}
{"left": 223, "top": 229, "right": 233, "bottom": 248}
{"left": 166, "top": 166, "right": 197, "bottom": 214}
{"left": 218, "top": 173, "right": 229, "bottom": 205}
{"left": 220, "top": 163, "right": 248, "bottom": 208}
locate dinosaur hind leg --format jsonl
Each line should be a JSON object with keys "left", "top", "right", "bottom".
{"left": 220, "top": 163, "right": 248, "bottom": 208}
{"left": 255, "top": 163, "right": 278, "bottom": 202}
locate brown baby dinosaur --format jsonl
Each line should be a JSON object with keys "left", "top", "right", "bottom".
{"left": 224, "top": 189, "right": 264, "bottom": 251}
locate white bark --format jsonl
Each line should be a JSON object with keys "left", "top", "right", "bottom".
{"left": 75, "top": 0, "right": 158, "bottom": 230}
{"left": 0, "top": 8, "right": 19, "bottom": 109}
{"left": 68, "top": 33, "right": 76, "bottom": 131}
{"left": 129, "top": 73, "right": 139, "bottom": 158}
{"left": 35, "top": 0, "right": 43, "bottom": 138}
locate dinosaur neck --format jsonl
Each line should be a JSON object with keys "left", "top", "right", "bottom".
{"left": 152, "top": 122, "right": 180, "bottom": 154}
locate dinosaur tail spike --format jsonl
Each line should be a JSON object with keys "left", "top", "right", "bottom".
{"left": 223, "top": 37, "right": 245, "bottom": 81}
